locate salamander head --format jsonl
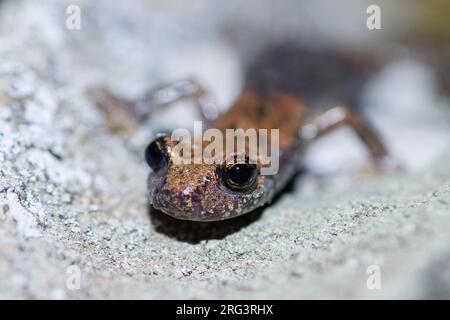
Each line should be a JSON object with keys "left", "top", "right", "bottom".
{"left": 145, "top": 135, "right": 273, "bottom": 221}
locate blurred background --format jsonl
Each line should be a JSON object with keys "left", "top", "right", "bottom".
{"left": 0, "top": 0, "right": 450, "bottom": 172}
{"left": 3, "top": 0, "right": 449, "bottom": 174}
{"left": 0, "top": 0, "right": 450, "bottom": 299}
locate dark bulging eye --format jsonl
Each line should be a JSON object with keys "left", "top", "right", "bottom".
{"left": 145, "top": 136, "right": 167, "bottom": 171}
{"left": 222, "top": 161, "right": 258, "bottom": 192}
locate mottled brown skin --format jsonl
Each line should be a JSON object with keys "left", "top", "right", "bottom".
{"left": 147, "top": 91, "right": 307, "bottom": 221}
{"left": 212, "top": 90, "right": 307, "bottom": 150}
{"left": 91, "top": 45, "right": 393, "bottom": 222}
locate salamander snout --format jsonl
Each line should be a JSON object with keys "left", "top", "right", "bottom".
{"left": 145, "top": 137, "right": 269, "bottom": 221}
{"left": 148, "top": 163, "right": 266, "bottom": 221}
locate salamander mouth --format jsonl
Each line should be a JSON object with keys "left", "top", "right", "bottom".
{"left": 147, "top": 171, "right": 210, "bottom": 221}
{"left": 150, "top": 189, "right": 267, "bottom": 222}
{"left": 147, "top": 170, "right": 270, "bottom": 222}
{"left": 149, "top": 184, "right": 202, "bottom": 220}
{"left": 151, "top": 191, "right": 221, "bottom": 221}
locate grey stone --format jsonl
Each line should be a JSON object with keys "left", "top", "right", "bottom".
{"left": 0, "top": 0, "right": 449, "bottom": 299}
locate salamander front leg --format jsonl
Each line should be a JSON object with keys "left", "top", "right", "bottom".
{"left": 300, "top": 105, "right": 398, "bottom": 171}
{"left": 88, "top": 78, "right": 220, "bottom": 132}
{"left": 138, "top": 78, "right": 221, "bottom": 122}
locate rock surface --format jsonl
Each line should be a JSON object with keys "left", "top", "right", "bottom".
{"left": 0, "top": 0, "right": 450, "bottom": 299}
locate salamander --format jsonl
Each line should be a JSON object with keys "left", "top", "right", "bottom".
{"left": 90, "top": 44, "right": 393, "bottom": 222}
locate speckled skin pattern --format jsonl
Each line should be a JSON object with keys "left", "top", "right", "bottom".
{"left": 148, "top": 91, "right": 306, "bottom": 221}
{"left": 148, "top": 45, "right": 382, "bottom": 221}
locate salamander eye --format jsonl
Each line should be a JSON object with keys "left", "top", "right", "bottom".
{"left": 145, "top": 136, "right": 168, "bottom": 171}
{"left": 222, "top": 161, "right": 258, "bottom": 192}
